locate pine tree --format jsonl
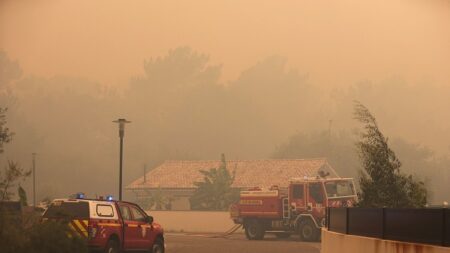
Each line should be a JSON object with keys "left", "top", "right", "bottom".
{"left": 354, "top": 101, "right": 427, "bottom": 207}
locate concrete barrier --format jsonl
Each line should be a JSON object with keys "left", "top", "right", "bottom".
{"left": 322, "top": 229, "right": 450, "bottom": 253}
{"left": 145, "top": 210, "right": 239, "bottom": 233}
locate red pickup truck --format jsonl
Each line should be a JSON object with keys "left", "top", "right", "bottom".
{"left": 43, "top": 196, "right": 164, "bottom": 253}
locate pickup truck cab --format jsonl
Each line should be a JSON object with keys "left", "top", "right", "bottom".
{"left": 42, "top": 196, "right": 164, "bottom": 253}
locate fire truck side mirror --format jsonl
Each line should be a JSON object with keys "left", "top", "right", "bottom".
{"left": 146, "top": 215, "right": 154, "bottom": 224}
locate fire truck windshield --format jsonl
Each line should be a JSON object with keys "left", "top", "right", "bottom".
{"left": 324, "top": 180, "right": 355, "bottom": 198}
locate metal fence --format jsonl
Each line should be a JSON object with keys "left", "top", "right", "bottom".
{"left": 327, "top": 207, "right": 450, "bottom": 247}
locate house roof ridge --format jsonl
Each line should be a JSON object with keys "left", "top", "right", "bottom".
{"left": 127, "top": 157, "right": 338, "bottom": 190}
{"left": 231, "top": 158, "right": 328, "bottom": 161}
{"left": 162, "top": 158, "right": 327, "bottom": 163}
{"left": 163, "top": 160, "right": 220, "bottom": 163}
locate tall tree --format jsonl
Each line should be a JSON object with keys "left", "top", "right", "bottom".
{"left": 0, "top": 108, "right": 12, "bottom": 154}
{"left": 0, "top": 108, "right": 29, "bottom": 202}
{"left": 0, "top": 113, "right": 29, "bottom": 202}
{"left": 354, "top": 101, "right": 427, "bottom": 207}
{"left": 190, "top": 154, "right": 239, "bottom": 210}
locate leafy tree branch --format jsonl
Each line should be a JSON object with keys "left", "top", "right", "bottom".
{"left": 354, "top": 101, "right": 427, "bottom": 207}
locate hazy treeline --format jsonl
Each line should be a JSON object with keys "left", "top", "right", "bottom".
{"left": 0, "top": 48, "right": 448, "bottom": 204}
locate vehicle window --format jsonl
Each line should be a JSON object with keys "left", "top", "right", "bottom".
{"left": 96, "top": 204, "right": 114, "bottom": 217}
{"left": 325, "top": 183, "right": 337, "bottom": 197}
{"left": 308, "top": 183, "right": 324, "bottom": 203}
{"left": 119, "top": 205, "right": 132, "bottom": 220}
{"left": 325, "top": 181, "right": 355, "bottom": 197}
{"left": 130, "top": 206, "right": 146, "bottom": 222}
{"left": 292, "top": 185, "right": 304, "bottom": 199}
{"left": 43, "top": 201, "right": 89, "bottom": 219}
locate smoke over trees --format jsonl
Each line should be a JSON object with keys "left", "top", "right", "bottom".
{"left": 0, "top": 48, "right": 449, "bottom": 204}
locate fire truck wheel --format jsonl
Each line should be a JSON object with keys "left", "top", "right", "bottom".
{"left": 245, "top": 220, "right": 265, "bottom": 240}
{"left": 105, "top": 239, "right": 119, "bottom": 253}
{"left": 298, "top": 220, "right": 319, "bottom": 242}
{"left": 151, "top": 238, "right": 165, "bottom": 253}
{"left": 275, "top": 233, "right": 291, "bottom": 239}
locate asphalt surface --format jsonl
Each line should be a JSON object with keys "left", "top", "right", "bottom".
{"left": 164, "top": 233, "right": 321, "bottom": 253}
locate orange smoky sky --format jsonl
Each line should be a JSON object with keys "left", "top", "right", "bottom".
{"left": 1, "top": 0, "right": 449, "bottom": 87}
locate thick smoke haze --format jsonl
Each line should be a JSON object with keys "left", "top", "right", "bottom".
{"left": 0, "top": 0, "right": 449, "bottom": 204}
{"left": 1, "top": 0, "right": 449, "bottom": 86}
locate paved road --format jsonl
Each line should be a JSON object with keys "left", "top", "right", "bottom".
{"left": 165, "top": 233, "right": 321, "bottom": 253}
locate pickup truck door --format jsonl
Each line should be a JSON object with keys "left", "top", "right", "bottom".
{"left": 118, "top": 204, "right": 140, "bottom": 250}
{"left": 129, "top": 205, "right": 153, "bottom": 250}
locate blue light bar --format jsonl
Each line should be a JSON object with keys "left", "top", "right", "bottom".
{"left": 106, "top": 195, "right": 113, "bottom": 201}
{"left": 76, "top": 192, "right": 85, "bottom": 199}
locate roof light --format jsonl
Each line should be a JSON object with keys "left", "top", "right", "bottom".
{"left": 106, "top": 195, "right": 113, "bottom": 201}
{"left": 76, "top": 192, "right": 85, "bottom": 199}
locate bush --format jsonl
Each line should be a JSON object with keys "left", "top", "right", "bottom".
{"left": 0, "top": 210, "right": 88, "bottom": 253}
{"left": 25, "top": 220, "right": 88, "bottom": 253}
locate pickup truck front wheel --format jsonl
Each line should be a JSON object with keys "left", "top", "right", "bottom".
{"left": 152, "top": 238, "right": 165, "bottom": 253}
{"left": 105, "top": 239, "right": 119, "bottom": 253}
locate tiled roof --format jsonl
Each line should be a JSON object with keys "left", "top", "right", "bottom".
{"left": 126, "top": 158, "right": 338, "bottom": 189}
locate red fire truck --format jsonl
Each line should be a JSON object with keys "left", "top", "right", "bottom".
{"left": 230, "top": 177, "right": 356, "bottom": 241}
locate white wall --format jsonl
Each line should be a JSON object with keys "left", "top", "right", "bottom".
{"left": 322, "top": 229, "right": 450, "bottom": 253}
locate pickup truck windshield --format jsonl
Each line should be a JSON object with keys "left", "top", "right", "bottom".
{"left": 43, "top": 201, "right": 89, "bottom": 219}
{"left": 325, "top": 181, "right": 355, "bottom": 198}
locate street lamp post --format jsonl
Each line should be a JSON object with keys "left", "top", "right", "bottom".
{"left": 113, "top": 118, "right": 131, "bottom": 201}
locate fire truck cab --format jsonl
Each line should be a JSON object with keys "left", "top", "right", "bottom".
{"left": 42, "top": 195, "right": 164, "bottom": 253}
{"left": 230, "top": 177, "right": 356, "bottom": 241}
